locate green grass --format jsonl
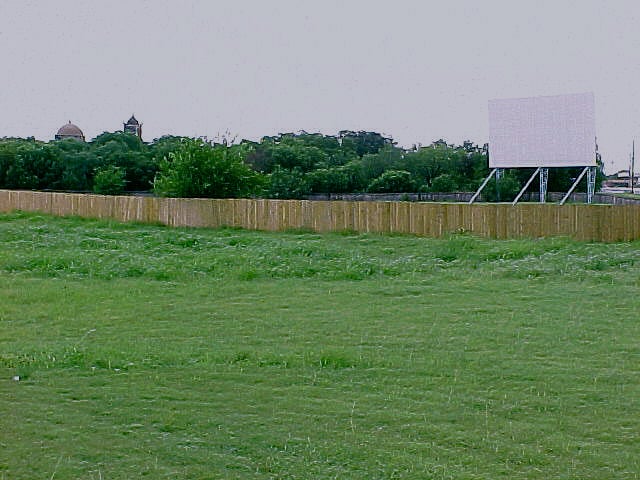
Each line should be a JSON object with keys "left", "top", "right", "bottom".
{"left": 614, "top": 192, "right": 640, "bottom": 200}
{"left": 1, "top": 211, "right": 639, "bottom": 479}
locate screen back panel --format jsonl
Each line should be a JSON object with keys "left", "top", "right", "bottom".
{"left": 488, "top": 93, "right": 596, "bottom": 168}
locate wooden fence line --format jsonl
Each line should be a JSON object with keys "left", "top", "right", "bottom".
{"left": 1, "top": 189, "right": 639, "bottom": 242}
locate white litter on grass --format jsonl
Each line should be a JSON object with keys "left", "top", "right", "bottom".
{"left": 12, "top": 375, "right": 20, "bottom": 381}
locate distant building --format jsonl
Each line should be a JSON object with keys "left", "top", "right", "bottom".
{"left": 602, "top": 169, "right": 639, "bottom": 192}
{"left": 54, "top": 121, "right": 85, "bottom": 141}
{"left": 615, "top": 169, "right": 640, "bottom": 182}
{"left": 123, "top": 115, "right": 142, "bottom": 139}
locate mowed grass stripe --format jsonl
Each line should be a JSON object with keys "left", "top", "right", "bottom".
{"left": 1, "top": 212, "right": 639, "bottom": 479}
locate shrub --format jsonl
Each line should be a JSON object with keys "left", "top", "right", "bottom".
{"left": 430, "top": 173, "right": 458, "bottom": 192}
{"left": 153, "top": 139, "right": 261, "bottom": 198}
{"left": 483, "top": 173, "right": 521, "bottom": 202}
{"left": 93, "top": 165, "right": 126, "bottom": 195}
{"left": 366, "top": 170, "right": 416, "bottom": 193}
{"left": 266, "top": 166, "right": 310, "bottom": 199}
{"left": 306, "top": 167, "right": 352, "bottom": 194}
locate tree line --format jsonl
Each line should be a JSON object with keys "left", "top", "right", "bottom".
{"left": 0, "top": 131, "right": 602, "bottom": 200}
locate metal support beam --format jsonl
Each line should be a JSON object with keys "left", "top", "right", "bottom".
{"left": 496, "top": 168, "right": 505, "bottom": 202}
{"left": 495, "top": 168, "right": 504, "bottom": 202}
{"left": 469, "top": 168, "right": 497, "bottom": 204}
{"left": 539, "top": 168, "right": 548, "bottom": 203}
{"left": 512, "top": 167, "right": 541, "bottom": 205}
{"left": 586, "top": 166, "right": 596, "bottom": 203}
{"left": 559, "top": 166, "right": 590, "bottom": 205}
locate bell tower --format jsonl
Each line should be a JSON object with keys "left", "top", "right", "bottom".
{"left": 123, "top": 115, "right": 142, "bottom": 139}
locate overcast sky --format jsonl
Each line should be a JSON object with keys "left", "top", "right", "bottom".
{"left": 2, "top": 0, "right": 639, "bottom": 173}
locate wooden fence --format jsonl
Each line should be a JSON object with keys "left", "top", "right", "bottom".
{"left": 1, "top": 189, "right": 639, "bottom": 242}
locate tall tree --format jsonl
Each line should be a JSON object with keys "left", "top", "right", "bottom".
{"left": 153, "top": 138, "right": 261, "bottom": 198}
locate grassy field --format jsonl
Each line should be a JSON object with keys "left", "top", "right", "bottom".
{"left": 1, "top": 211, "right": 639, "bottom": 479}
{"left": 615, "top": 192, "right": 640, "bottom": 200}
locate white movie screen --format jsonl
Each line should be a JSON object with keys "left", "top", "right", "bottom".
{"left": 488, "top": 93, "right": 596, "bottom": 168}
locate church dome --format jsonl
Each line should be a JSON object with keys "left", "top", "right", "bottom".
{"left": 55, "top": 121, "right": 85, "bottom": 141}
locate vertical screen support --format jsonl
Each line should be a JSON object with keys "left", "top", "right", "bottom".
{"left": 495, "top": 168, "right": 503, "bottom": 202}
{"left": 539, "top": 168, "right": 549, "bottom": 203}
{"left": 586, "top": 166, "right": 596, "bottom": 204}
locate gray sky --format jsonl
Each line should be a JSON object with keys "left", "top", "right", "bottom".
{"left": 2, "top": 0, "right": 639, "bottom": 173}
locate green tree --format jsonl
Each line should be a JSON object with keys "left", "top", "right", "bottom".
{"left": 266, "top": 166, "right": 310, "bottom": 199}
{"left": 367, "top": 170, "right": 416, "bottom": 193}
{"left": 306, "top": 167, "right": 351, "bottom": 194}
{"left": 430, "top": 173, "right": 458, "bottom": 192}
{"left": 245, "top": 140, "right": 327, "bottom": 173}
{"left": 359, "top": 146, "right": 404, "bottom": 184}
{"left": 483, "top": 173, "right": 521, "bottom": 202}
{"left": 339, "top": 130, "right": 394, "bottom": 157}
{"left": 399, "top": 141, "right": 489, "bottom": 191}
{"left": 153, "top": 139, "right": 261, "bottom": 198}
{"left": 0, "top": 139, "right": 70, "bottom": 190}
{"left": 50, "top": 138, "right": 96, "bottom": 190}
{"left": 0, "top": 139, "right": 34, "bottom": 189}
{"left": 90, "top": 131, "right": 157, "bottom": 191}
{"left": 93, "top": 165, "right": 127, "bottom": 195}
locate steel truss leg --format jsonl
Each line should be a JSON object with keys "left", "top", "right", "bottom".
{"left": 586, "top": 166, "right": 596, "bottom": 204}
{"left": 495, "top": 168, "right": 503, "bottom": 202}
{"left": 559, "top": 166, "right": 590, "bottom": 205}
{"left": 469, "top": 168, "right": 497, "bottom": 204}
{"left": 539, "top": 168, "right": 548, "bottom": 203}
{"left": 512, "top": 167, "right": 541, "bottom": 206}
